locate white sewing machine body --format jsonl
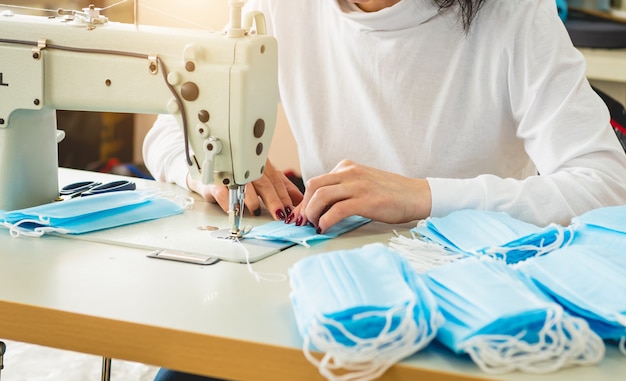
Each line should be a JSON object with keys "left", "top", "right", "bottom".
{"left": 0, "top": 6, "right": 278, "bottom": 212}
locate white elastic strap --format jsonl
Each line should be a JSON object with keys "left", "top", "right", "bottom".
{"left": 4, "top": 219, "right": 48, "bottom": 238}
{"left": 482, "top": 224, "right": 574, "bottom": 262}
{"left": 389, "top": 230, "right": 464, "bottom": 273}
{"left": 303, "top": 297, "right": 434, "bottom": 381}
{"left": 141, "top": 190, "right": 195, "bottom": 209}
{"left": 460, "top": 307, "right": 604, "bottom": 374}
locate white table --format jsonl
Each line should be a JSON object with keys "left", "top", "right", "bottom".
{"left": 0, "top": 168, "right": 623, "bottom": 381}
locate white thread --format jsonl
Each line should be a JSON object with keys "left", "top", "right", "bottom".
{"left": 231, "top": 237, "right": 287, "bottom": 283}
{"left": 389, "top": 230, "right": 464, "bottom": 273}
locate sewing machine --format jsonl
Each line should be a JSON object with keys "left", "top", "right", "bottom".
{"left": 0, "top": 1, "right": 278, "bottom": 237}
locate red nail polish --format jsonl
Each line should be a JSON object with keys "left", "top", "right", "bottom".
{"left": 286, "top": 207, "right": 292, "bottom": 216}
{"left": 296, "top": 215, "right": 303, "bottom": 226}
{"left": 285, "top": 212, "right": 295, "bottom": 224}
{"left": 276, "top": 209, "right": 286, "bottom": 220}
{"left": 316, "top": 226, "right": 322, "bottom": 234}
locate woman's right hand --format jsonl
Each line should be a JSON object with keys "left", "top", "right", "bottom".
{"left": 187, "top": 159, "right": 303, "bottom": 221}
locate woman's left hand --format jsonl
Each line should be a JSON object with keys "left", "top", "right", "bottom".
{"left": 289, "top": 160, "right": 432, "bottom": 233}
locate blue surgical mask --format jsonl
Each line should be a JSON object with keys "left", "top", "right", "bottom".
{"left": 399, "top": 210, "right": 573, "bottom": 265}
{"left": 289, "top": 243, "right": 443, "bottom": 380}
{"left": 425, "top": 257, "right": 605, "bottom": 373}
{"left": 571, "top": 205, "right": 626, "bottom": 251}
{"left": 0, "top": 191, "right": 184, "bottom": 237}
{"left": 247, "top": 215, "right": 370, "bottom": 246}
{"left": 516, "top": 244, "right": 626, "bottom": 352}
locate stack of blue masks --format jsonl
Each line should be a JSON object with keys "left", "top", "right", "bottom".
{"left": 0, "top": 191, "right": 184, "bottom": 237}
{"left": 409, "top": 210, "right": 573, "bottom": 264}
{"left": 289, "top": 243, "right": 442, "bottom": 381}
{"left": 425, "top": 257, "right": 604, "bottom": 373}
{"left": 247, "top": 215, "right": 370, "bottom": 247}
{"left": 516, "top": 245, "right": 626, "bottom": 353}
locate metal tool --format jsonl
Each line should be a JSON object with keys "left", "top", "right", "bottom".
{"left": 58, "top": 180, "right": 136, "bottom": 199}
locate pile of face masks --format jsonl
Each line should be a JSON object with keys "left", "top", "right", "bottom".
{"left": 426, "top": 257, "right": 604, "bottom": 373}
{"left": 288, "top": 243, "right": 442, "bottom": 381}
{"left": 390, "top": 209, "right": 573, "bottom": 272}
{"left": 516, "top": 244, "right": 626, "bottom": 353}
{"left": 399, "top": 210, "right": 573, "bottom": 265}
{"left": 508, "top": 207, "right": 626, "bottom": 355}
{"left": 288, "top": 206, "right": 626, "bottom": 379}
{"left": 0, "top": 191, "right": 185, "bottom": 237}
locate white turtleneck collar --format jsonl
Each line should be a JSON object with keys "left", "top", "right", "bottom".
{"left": 333, "top": 0, "right": 440, "bottom": 31}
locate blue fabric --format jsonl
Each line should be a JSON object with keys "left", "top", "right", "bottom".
{"left": 425, "top": 257, "right": 557, "bottom": 353}
{"left": 516, "top": 244, "right": 626, "bottom": 341}
{"left": 247, "top": 215, "right": 370, "bottom": 246}
{"left": 0, "top": 191, "right": 183, "bottom": 236}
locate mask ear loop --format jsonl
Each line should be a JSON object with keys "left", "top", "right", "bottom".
{"left": 141, "top": 190, "right": 195, "bottom": 210}
{"left": 4, "top": 219, "right": 49, "bottom": 238}
{"left": 389, "top": 229, "right": 465, "bottom": 273}
{"left": 460, "top": 307, "right": 604, "bottom": 374}
{"left": 303, "top": 296, "right": 436, "bottom": 381}
{"left": 481, "top": 224, "right": 574, "bottom": 263}
{"left": 230, "top": 236, "right": 287, "bottom": 283}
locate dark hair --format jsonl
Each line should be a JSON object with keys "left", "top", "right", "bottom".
{"left": 433, "top": 0, "right": 487, "bottom": 31}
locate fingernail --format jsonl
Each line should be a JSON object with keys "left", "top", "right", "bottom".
{"left": 253, "top": 208, "right": 262, "bottom": 216}
{"left": 316, "top": 226, "right": 322, "bottom": 234}
{"left": 276, "top": 209, "right": 286, "bottom": 220}
{"left": 285, "top": 207, "right": 292, "bottom": 216}
{"left": 285, "top": 212, "right": 295, "bottom": 224}
{"left": 296, "top": 215, "right": 303, "bottom": 226}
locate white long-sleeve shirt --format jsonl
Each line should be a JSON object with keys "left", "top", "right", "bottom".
{"left": 143, "top": 0, "right": 626, "bottom": 226}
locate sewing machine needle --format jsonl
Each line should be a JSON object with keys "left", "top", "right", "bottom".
{"left": 228, "top": 185, "right": 246, "bottom": 238}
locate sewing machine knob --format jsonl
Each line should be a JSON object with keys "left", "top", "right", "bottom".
{"left": 253, "top": 119, "right": 265, "bottom": 138}
{"left": 167, "top": 71, "right": 181, "bottom": 86}
{"left": 181, "top": 82, "right": 199, "bottom": 102}
{"left": 198, "top": 110, "right": 210, "bottom": 123}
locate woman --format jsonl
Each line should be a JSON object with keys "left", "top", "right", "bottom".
{"left": 146, "top": 0, "right": 626, "bottom": 379}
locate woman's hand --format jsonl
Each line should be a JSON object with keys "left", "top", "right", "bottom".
{"left": 187, "top": 159, "right": 303, "bottom": 220}
{"left": 291, "top": 160, "right": 432, "bottom": 233}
